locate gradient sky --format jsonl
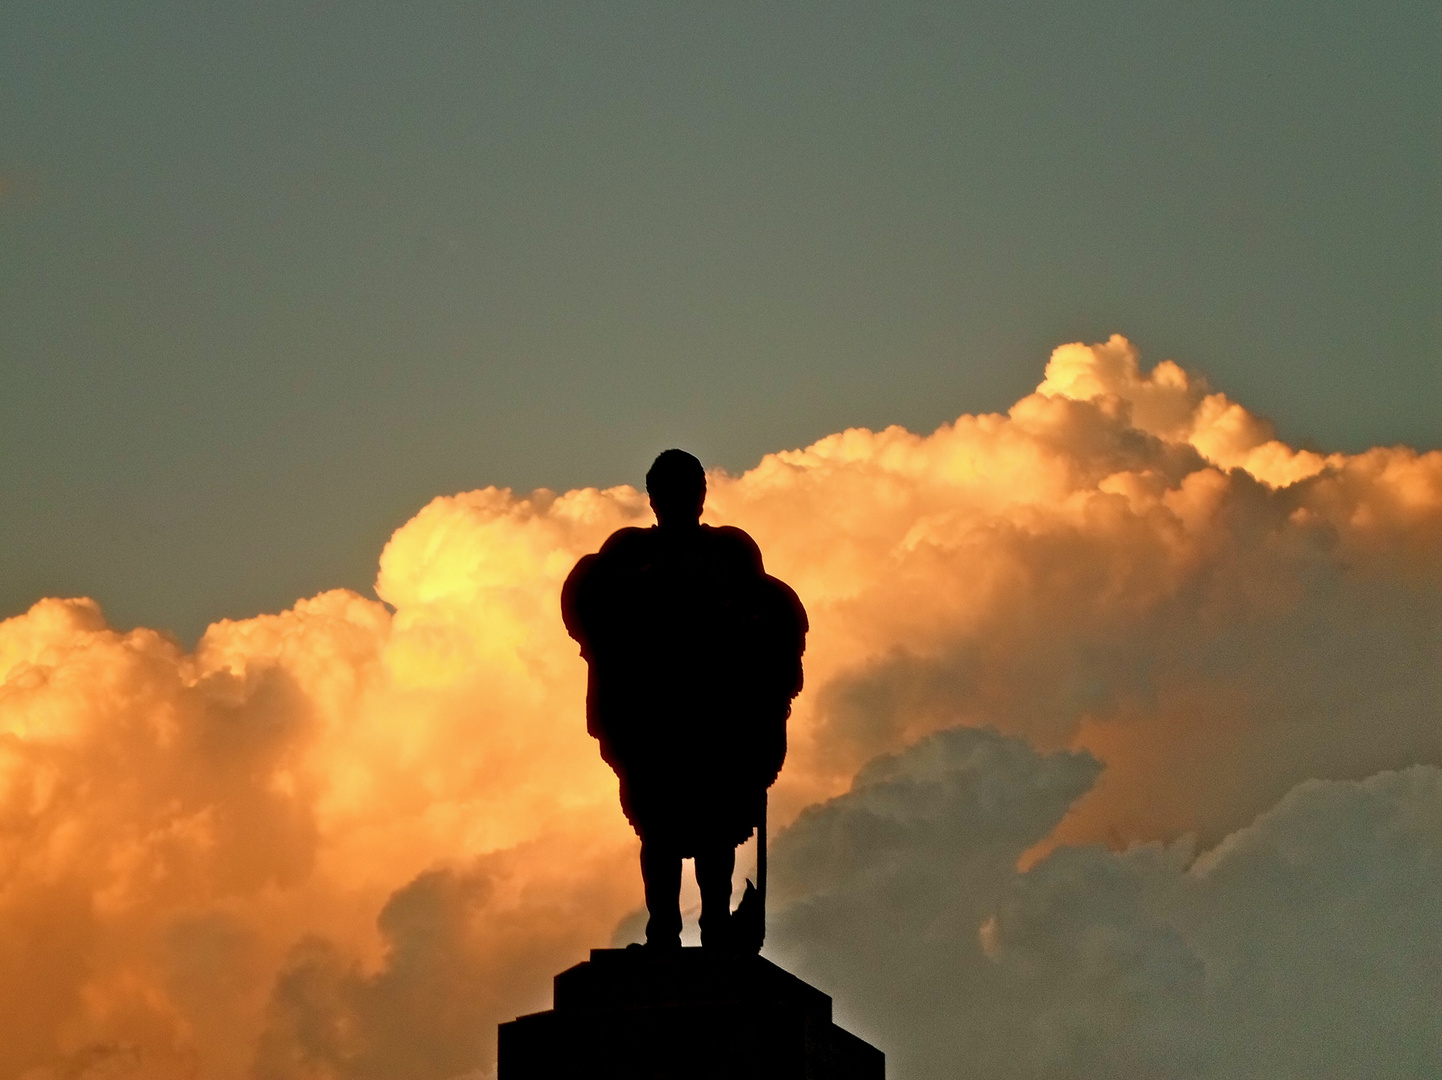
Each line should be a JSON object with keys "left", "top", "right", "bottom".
{"left": 2, "top": 1, "right": 1436, "bottom": 641}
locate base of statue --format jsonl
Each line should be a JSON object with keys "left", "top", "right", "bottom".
{"left": 497, "top": 946, "right": 884, "bottom": 1079}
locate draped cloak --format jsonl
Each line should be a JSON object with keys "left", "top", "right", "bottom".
{"left": 561, "top": 523, "right": 807, "bottom": 854}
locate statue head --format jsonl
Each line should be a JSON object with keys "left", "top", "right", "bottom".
{"left": 646, "top": 449, "right": 706, "bottom": 528}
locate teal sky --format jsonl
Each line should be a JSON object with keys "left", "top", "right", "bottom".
{"left": 2, "top": 2, "right": 1437, "bottom": 642}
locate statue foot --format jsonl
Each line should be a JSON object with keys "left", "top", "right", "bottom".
{"left": 699, "top": 913, "right": 731, "bottom": 950}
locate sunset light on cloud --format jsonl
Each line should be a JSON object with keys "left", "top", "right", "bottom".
{"left": 3, "top": 339, "right": 1438, "bottom": 1079}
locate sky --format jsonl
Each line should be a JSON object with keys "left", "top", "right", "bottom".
{"left": 1, "top": 1, "right": 1437, "bottom": 642}
{"left": 0, "top": 5, "right": 1439, "bottom": 1080}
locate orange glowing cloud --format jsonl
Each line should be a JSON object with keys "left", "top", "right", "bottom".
{"left": 0, "top": 336, "right": 1437, "bottom": 1079}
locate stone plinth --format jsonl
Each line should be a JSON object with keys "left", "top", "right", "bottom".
{"left": 498, "top": 947, "right": 884, "bottom": 1079}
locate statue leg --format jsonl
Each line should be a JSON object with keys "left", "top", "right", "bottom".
{"left": 695, "top": 844, "right": 735, "bottom": 948}
{"left": 639, "top": 839, "right": 682, "bottom": 948}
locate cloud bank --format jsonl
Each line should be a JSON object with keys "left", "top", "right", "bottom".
{"left": 769, "top": 727, "right": 1442, "bottom": 1079}
{"left": 0, "top": 336, "right": 1437, "bottom": 1078}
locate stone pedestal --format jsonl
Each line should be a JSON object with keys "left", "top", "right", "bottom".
{"left": 498, "top": 947, "right": 884, "bottom": 1079}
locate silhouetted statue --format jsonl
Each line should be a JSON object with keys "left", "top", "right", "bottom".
{"left": 562, "top": 450, "right": 807, "bottom": 950}
{"left": 506, "top": 466, "right": 876, "bottom": 1075}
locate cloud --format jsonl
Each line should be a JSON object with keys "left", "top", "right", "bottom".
{"left": 0, "top": 584, "right": 637, "bottom": 1080}
{"left": 767, "top": 727, "right": 1442, "bottom": 1080}
{"left": 253, "top": 828, "right": 633, "bottom": 1080}
{"left": 0, "top": 336, "right": 1437, "bottom": 1078}
{"left": 716, "top": 335, "right": 1441, "bottom": 856}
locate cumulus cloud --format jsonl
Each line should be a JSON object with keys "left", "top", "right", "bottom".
{"left": 0, "top": 336, "right": 1437, "bottom": 1078}
{"left": 0, "top": 547, "right": 639, "bottom": 1079}
{"left": 768, "top": 727, "right": 1442, "bottom": 1079}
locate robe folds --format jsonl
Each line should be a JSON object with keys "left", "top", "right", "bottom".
{"left": 562, "top": 523, "right": 807, "bottom": 854}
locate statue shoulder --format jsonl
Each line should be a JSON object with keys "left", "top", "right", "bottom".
{"left": 597, "top": 525, "right": 651, "bottom": 556}
{"left": 561, "top": 527, "right": 651, "bottom": 640}
{"left": 705, "top": 524, "right": 765, "bottom": 574}
{"left": 574, "top": 526, "right": 654, "bottom": 577}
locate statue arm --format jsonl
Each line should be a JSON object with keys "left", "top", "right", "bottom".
{"left": 560, "top": 553, "right": 600, "bottom": 658}
{"left": 762, "top": 575, "right": 808, "bottom": 699}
